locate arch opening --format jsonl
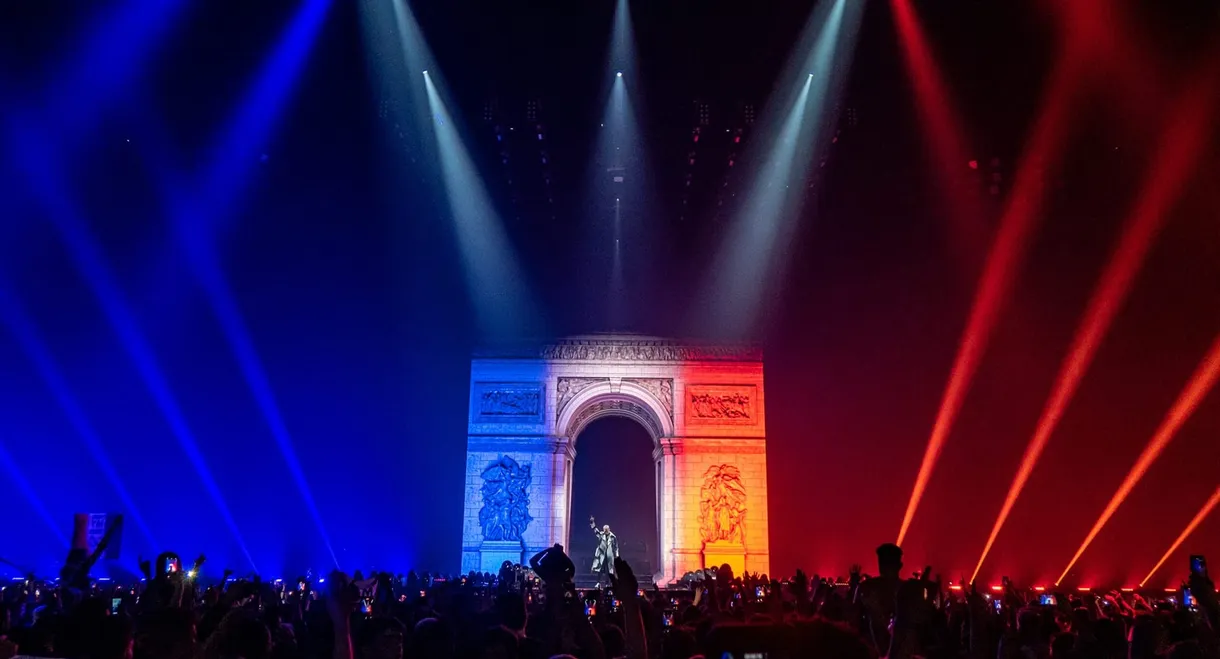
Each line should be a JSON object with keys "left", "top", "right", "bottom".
{"left": 568, "top": 415, "right": 660, "bottom": 586}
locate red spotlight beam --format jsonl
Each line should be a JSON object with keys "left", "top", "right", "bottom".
{"left": 1050, "top": 0, "right": 1168, "bottom": 125}
{"left": 896, "top": 56, "right": 1084, "bottom": 546}
{"left": 1056, "top": 333, "right": 1220, "bottom": 586}
{"left": 888, "top": 0, "right": 982, "bottom": 254}
{"left": 1140, "top": 487, "right": 1220, "bottom": 587}
{"left": 970, "top": 69, "right": 1220, "bottom": 583}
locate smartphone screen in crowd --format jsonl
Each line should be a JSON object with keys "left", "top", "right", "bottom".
{"left": 1191, "top": 555, "right": 1208, "bottom": 578}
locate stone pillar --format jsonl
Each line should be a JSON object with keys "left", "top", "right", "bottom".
{"left": 654, "top": 439, "right": 683, "bottom": 583}
{"left": 541, "top": 438, "right": 576, "bottom": 557}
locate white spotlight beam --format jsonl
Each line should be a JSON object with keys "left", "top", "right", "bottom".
{"left": 700, "top": 0, "right": 865, "bottom": 338}
{"left": 423, "top": 72, "right": 538, "bottom": 336}
{"left": 586, "top": 0, "right": 644, "bottom": 330}
{"left": 360, "top": 0, "right": 537, "bottom": 336}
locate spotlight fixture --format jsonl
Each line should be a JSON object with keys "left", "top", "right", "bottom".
{"left": 616, "top": 71, "right": 623, "bottom": 78}
{"left": 422, "top": 70, "right": 428, "bottom": 75}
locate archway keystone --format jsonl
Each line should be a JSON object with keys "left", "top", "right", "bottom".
{"left": 462, "top": 335, "right": 769, "bottom": 583}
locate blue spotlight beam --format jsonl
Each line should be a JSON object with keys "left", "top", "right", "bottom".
{"left": 5, "top": 120, "right": 258, "bottom": 572}
{"left": 129, "top": 0, "right": 331, "bottom": 325}
{"left": 42, "top": 0, "right": 191, "bottom": 140}
{"left": 0, "top": 284, "right": 159, "bottom": 549}
{"left": 0, "top": 440, "right": 68, "bottom": 549}
{"left": 0, "top": 0, "right": 189, "bottom": 249}
{"left": 131, "top": 0, "right": 337, "bottom": 567}
{"left": 165, "top": 200, "right": 341, "bottom": 569}
{"left": 194, "top": 0, "right": 332, "bottom": 222}
{"left": 423, "top": 72, "right": 539, "bottom": 336}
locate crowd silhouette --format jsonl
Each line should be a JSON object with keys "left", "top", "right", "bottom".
{"left": 1, "top": 538, "right": 1216, "bottom": 659}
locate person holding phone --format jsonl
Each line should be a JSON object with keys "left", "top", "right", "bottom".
{"left": 1186, "top": 554, "right": 1219, "bottom": 631}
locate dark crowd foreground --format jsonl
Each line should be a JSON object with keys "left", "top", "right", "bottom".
{"left": 1, "top": 539, "right": 1217, "bottom": 659}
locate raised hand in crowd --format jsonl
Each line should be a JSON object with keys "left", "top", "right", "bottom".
{"left": 610, "top": 557, "right": 647, "bottom": 659}
{"left": 5, "top": 537, "right": 1218, "bottom": 659}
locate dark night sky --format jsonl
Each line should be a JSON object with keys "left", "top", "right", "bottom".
{"left": 0, "top": 0, "right": 1218, "bottom": 586}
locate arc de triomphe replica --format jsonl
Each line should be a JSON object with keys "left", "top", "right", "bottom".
{"left": 461, "top": 335, "right": 769, "bottom": 583}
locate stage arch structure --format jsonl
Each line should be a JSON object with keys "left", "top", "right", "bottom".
{"left": 461, "top": 335, "right": 769, "bottom": 584}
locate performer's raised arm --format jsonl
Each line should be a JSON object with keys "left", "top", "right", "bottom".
{"left": 589, "top": 514, "right": 597, "bottom": 532}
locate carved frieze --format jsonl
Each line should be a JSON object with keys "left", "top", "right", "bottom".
{"left": 700, "top": 464, "right": 746, "bottom": 545}
{"left": 624, "top": 378, "right": 674, "bottom": 420}
{"left": 556, "top": 377, "right": 609, "bottom": 421}
{"left": 478, "top": 456, "right": 533, "bottom": 542}
{"left": 477, "top": 337, "right": 761, "bottom": 362}
{"left": 570, "top": 399, "right": 663, "bottom": 439}
{"left": 471, "top": 382, "right": 543, "bottom": 424}
{"left": 685, "top": 385, "right": 757, "bottom": 425}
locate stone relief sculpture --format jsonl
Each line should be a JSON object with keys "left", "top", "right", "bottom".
{"left": 479, "top": 456, "right": 533, "bottom": 542}
{"left": 699, "top": 464, "right": 747, "bottom": 544}
{"left": 690, "top": 392, "right": 751, "bottom": 419}
{"left": 625, "top": 378, "right": 675, "bottom": 420}
{"left": 479, "top": 389, "right": 541, "bottom": 417}
{"left": 536, "top": 339, "right": 762, "bottom": 362}
{"left": 556, "top": 377, "right": 608, "bottom": 420}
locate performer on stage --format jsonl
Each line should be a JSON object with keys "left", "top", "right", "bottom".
{"left": 589, "top": 515, "right": 619, "bottom": 588}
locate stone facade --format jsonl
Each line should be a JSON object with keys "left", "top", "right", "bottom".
{"left": 462, "top": 335, "right": 769, "bottom": 582}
